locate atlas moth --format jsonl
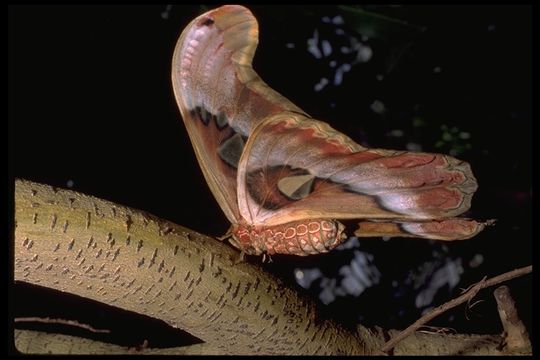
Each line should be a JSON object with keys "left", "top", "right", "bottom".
{"left": 171, "top": 5, "right": 488, "bottom": 256}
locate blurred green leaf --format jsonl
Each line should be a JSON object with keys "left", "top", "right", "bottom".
{"left": 338, "top": 6, "right": 425, "bottom": 74}
{"left": 338, "top": 5, "right": 425, "bottom": 42}
{"left": 412, "top": 116, "right": 426, "bottom": 128}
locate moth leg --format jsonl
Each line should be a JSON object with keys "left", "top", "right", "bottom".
{"left": 217, "top": 226, "right": 234, "bottom": 241}
{"left": 231, "top": 250, "right": 246, "bottom": 265}
{"left": 354, "top": 219, "right": 494, "bottom": 241}
{"left": 261, "top": 253, "right": 273, "bottom": 264}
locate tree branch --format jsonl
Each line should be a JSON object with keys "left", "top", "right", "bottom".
{"left": 13, "top": 179, "right": 369, "bottom": 355}
{"left": 493, "top": 285, "right": 531, "bottom": 350}
{"left": 381, "top": 265, "right": 532, "bottom": 353}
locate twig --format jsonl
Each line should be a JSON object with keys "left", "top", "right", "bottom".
{"left": 493, "top": 285, "right": 531, "bottom": 350}
{"left": 381, "top": 265, "right": 532, "bottom": 353}
{"left": 14, "top": 317, "right": 111, "bottom": 334}
{"left": 417, "top": 325, "right": 456, "bottom": 334}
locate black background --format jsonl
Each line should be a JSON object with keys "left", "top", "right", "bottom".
{"left": 9, "top": 5, "right": 532, "bottom": 349}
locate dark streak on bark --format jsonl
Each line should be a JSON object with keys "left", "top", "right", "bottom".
{"left": 299, "top": 337, "right": 309, "bottom": 350}
{"left": 141, "top": 214, "right": 149, "bottom": 228}
{"left": 125, "top": 214, "right": 133, "bottom": 232}
{"left": 213, "top": 311, "right": 222, "bottom": 322}
{"left": 219, "top": 299, "right": 227, "bottom": 309}
{"left": 217, "top": 293, "right": 225, "bottom": 305}
{"left": 126, "top": 278, "right": 136, "bottom": 289}
{"left": 244, "top": 282, "right": 252, "bottom": 296}
{"left": 149, "top": 248, "right": 158, "bottom": 268}
{"left": 199, "top": 258, "right": 205, "bottom": 273}
{"left": 93, "top": 202, "right": 102, "bottom": 217}
{"left": 213, "top": 266, "right": 223, "bottom": 278}
{"left": 62, "top": 220, "right": 69, "bottom": 233}
{"left": 267, "top": 328, "right": 278, "bottom": 340}
{"left": 253, "top": 328, "right": 265, "bottom": 339}
{"left": 84, "top": 265, "right": 93, "bottom": 274}
{"left": 232, "top": 282, "right": 241, "bottom": 299}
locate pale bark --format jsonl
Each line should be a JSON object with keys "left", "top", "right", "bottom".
{"left": 12, "top": 179, "right": 531, "bottom": 355}
{"left": 14, "top": 329, "right": 224, "bottom": 355}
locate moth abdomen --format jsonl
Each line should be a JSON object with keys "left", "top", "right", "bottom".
{"left": 231, "top": 219, "right": 346, "bottom": 256}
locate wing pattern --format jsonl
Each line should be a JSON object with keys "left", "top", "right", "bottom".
{"left": 172, "top": 5, "right": 488, "bottom": 256}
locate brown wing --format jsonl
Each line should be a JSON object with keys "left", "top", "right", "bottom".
{"left": 171, "top": 5, "right": 306, "bottom": 223}
{"left": 237, "top": 112, "right": 479, "bottom": 239}
{"left": 355, "top": 219, "right": 491, "bottom": 241}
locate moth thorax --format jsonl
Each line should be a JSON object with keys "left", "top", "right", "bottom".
{"left": 231, "top": 219, "right": 346, "bottom": 256}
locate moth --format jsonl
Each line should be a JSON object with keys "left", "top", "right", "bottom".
{"left": 171, "top": 5, "right": 488, "bottom": 256}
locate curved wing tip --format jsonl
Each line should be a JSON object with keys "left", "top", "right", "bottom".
{"left": 204, "top": 4, "right": 254, "bottom": 20}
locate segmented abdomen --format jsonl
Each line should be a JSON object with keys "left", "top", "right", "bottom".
{"left": 232, "top": 219, "right": 346, "bottom": 256}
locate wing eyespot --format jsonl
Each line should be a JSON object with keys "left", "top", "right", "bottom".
{"left": 200, "top": 17, "right": 215, "bottom": 27}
